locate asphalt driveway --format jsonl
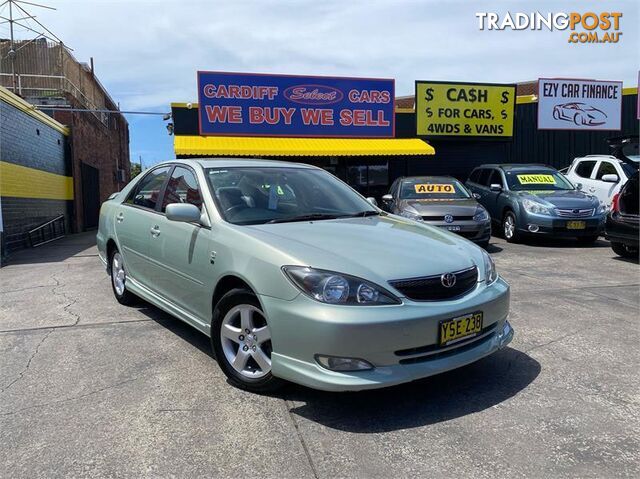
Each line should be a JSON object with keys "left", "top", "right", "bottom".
{"left": 1, "top": 232, "right": 638, "bottom": 478}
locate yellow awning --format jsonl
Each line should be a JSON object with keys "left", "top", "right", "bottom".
{"left": 174, "top": 135, "right": 435, "bottom": 157}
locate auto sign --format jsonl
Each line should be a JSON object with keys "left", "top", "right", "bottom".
{"left": 197, "top": 71, "right": 395, "bottom": 138}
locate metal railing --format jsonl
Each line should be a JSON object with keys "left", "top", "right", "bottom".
{"left": 27, "top": 215, "right": 66, "bottom": 247}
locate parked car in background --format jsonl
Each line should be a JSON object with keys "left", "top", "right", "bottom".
{"left": 606, "top": 171, "right": 639, "bottom": 258}
{"left": 381, "top": 176, "right": 491, "bottom": 248}
{"left": 466, "top": 164, "right": 606, "bottom": 244}
{"left": 97, "top": 159, "right": 512, "bottom": 392}
{"left": 565, "top": 155, "right": 638, "bottom": 207}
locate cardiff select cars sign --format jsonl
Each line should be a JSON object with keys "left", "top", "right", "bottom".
{"left": 537, "top": 78, "right": 623, "bottom": 131}
{"left": 415, "top": 81, "right": 516, "bottom": 139}
{"left": 197, "top": 71, "right": 395, "bottom": 138}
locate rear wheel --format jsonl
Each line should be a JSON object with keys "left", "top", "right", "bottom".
{"left": 211, "top": 289, "right": 283, "bottom": 393}
{"left": 502, "top": 211, "right": 521, "bottom": 243}
{"left": 109, "top": 248, "right": 137, "bottom": 305}
{"left": 611, "top": 241, "right": 639, "bottom": 258}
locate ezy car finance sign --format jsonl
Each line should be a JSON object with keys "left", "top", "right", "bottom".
{"left": 538, "top": 78, "right": 623, "bottom": 131}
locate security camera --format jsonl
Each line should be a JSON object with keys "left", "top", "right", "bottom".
{"left": 186, "top": 102, "right": 193, "bottom": 109}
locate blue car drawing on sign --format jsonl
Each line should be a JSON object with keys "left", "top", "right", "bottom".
{"left": 552, "top": 102, "right": 607, "bottom": 126}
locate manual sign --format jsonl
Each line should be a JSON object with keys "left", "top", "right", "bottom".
{"left": 538, "top": 78, "right": 622, "bottom": 131}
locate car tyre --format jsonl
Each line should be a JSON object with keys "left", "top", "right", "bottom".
{"left": 502, "top": 211, "right": 521, "bottom": 243}
{"left": 211, "top": 288, "right": 284, "bottom": 393}
{"left": 611, "top": 241, "right": 639, "bottom": 258}
{"left": 109, "top": 248, "right": 137, "bottom": 306}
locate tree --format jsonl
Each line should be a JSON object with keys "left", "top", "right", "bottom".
{"left": 130, "top": 162, "right": 142, "bottom": 179}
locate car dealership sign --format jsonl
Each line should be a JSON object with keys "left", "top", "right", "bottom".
{"left": 197, "top": 71, "right": 395, "bottom": 138}
{"left": 538, "top": 78, "right": 623, "bottom": 131}
{"left": 415, "top": 81, "right": 516, "bottom": 139}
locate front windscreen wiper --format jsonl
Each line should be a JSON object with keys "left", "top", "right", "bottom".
{"left": 338, "top": 210, "right": 382, "bottom": 218}
{"left": 266, "top": 213, "right": 339, "bottom": 224}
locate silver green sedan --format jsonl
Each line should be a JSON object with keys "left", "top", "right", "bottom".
{"left": 97, "top": 159, "right": 513, "bottom": 392}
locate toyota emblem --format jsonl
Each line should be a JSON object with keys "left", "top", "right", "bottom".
{"left": 444, "top": 214, "right": 454, "bottom": 223}
{"left": 441, "top": 272, "right": 457, "bottom": 288}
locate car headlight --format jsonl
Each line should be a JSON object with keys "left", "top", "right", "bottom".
{"left": 399, "top": 210, "right": 423, "bottom": 222}
{"left": 597, "top": 202, "right": 607, "bottom": 214}
{"left": 482, "top": 250, "right": 498, "bottom": 285}
{"left": 282, "top": 266, "right": 401, "bottom": 305}
{"left": 522, "top": 198, "right": 551, "bottom": 215}
{"left": 473, "top": 207, "right": 489, "bottom": 222}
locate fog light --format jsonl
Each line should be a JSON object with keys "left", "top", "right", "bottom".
{"left": 528, "top": 224, "right": 540, "bottom": 233}
{"left": 315, "top": 355, "right": 374, "bottom": 371}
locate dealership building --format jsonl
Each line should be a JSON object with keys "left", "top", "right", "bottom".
{"left": 169, "top": 73, "right": 638, "bottom": 197}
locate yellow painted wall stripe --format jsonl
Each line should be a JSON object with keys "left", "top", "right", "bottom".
{"left": 0, "top": 86, "right": 70, "bottom": 136}
{"left": 0, "top": 161, "right": 74, "bottom": 200}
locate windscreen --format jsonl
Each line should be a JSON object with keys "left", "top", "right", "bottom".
{"left": 205, "top": 167, "right": 376, "bottom": 225}
{"left": 505, "top": 170, "right": 575, "bottom": 191}
{"left": 399, "top": 178, "right": 471, "bottom": 200}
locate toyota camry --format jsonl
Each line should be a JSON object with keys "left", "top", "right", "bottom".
{"left": 97, "top": 159, "right": 513, "bottom": 392}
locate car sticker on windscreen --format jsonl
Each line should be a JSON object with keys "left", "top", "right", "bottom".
{"left": 516, "top": 174, "right": 556, "bottom": 185}
{"left": 414, "top": 184, "right": 456, "bottom": 194}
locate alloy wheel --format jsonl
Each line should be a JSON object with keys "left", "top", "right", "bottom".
{"left": 112, "top": 252, "right": 126, "bottom": 296}
{"left": 504, "top": 215, "right": 515, "bottom": 239}
{"left": 220, "top": 304, "right": 272, "bottom": 378}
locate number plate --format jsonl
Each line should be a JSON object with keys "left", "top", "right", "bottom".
{"left": 440, "top": 225, "right": 461, "bottom": 231}
{"left": 566, "top": 220, "right": 586, "bottom": 230}
{"left": 439, "top": 312, "right": 483, "bottom": 346}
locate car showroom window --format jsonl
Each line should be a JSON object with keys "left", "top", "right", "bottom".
{"left": 162, "top": 166, "right": 203, "bottom": 212}
{"left": 595, "top": 161, "right": 617, "bottom": 180}
{"left": 575, "top": 160, "right": 597, "bottom": 178}
{"left": 125, "top": 166, "right": 170, "bottom": 210}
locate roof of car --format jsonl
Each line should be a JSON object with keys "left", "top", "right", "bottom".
{"left": 164, "top": 158, "right": 317, "bottom": 170}
{"left": 400, "top": 175, "right": 458, "bottom": 182}
{"left": 476, "top": 164, "right": 554, "bottom": 171}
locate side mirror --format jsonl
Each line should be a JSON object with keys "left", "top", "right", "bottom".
{"left": 381, "top": 194, "right": 393, "bottom": 203}
{"left": 366, "top": 197, "right": 378, "bottom": 207}
{"left": 601, "top": 174, "right": 619, "bottom": 183}
{"left": 473, "top": 193, "right": 481, "bottom": 199}
{"left": 166, "top": 203, "right": 201, "bottom": 223}
{"left": 490, "top": 184, "right": 502, "bottom": 192}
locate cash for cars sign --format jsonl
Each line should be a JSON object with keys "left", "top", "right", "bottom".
{"left": 197, "top": 71, "right": 395, "bottom": 138}
{"left": 538, "top": 78, "right": 623, "bottom": 131}
{"left": 415, "top": 81, "right": 516, "bottom": 139}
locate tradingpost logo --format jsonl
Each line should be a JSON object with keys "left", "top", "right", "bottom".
{"left": 475, "top": 12, "right": 623, "bottom": 44}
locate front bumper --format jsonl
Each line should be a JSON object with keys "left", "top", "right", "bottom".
{"left": 517, "top": 211, "right": 605, "bottom": 237}
{"left": 261, "top": 277, "right": 511, "bottom": 391}
{"left": 425, "top": 220, "right": 491, "bottom": 244}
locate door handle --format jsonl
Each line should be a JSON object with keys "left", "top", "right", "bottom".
{"left": 116, "top": 212, "right": 124, "bottom": 223}
{"left": 150, "top": 225, "right": 160, "bottom": 237}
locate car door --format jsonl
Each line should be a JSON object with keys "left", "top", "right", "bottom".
{"left": 592, "top": 160, "right": 622, "bottom": 205}
{"left": 569, "top": 159, "right": 598, "bottom": 194}
{"left": 115, "top": 166, "right": 171, "bottom": 286}
{"left": 481, "top": 169, "right": 505, "bottom": 219}
{"left": 147, "top": 165, "right": 213, "bottom": 321}
{"left": 467, "top": 168, "right": 491, "bottom": 209}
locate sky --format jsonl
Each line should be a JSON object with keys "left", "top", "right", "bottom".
{"left": 1, "top": 0, "right": 638, "bottom": 167}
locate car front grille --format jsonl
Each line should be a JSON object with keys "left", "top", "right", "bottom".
{"left": 422, "top": 215, "right": 474, "bottom": 221}
{"left": 555, "top": 208, "right": 594, "bottom": 217}
{"left": 389, "top": 266, "right": 478, "bottom": 301}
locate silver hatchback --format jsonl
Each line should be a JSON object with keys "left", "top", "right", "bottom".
{"left": 382, "top": 176, "right": 491, "bottom": 248}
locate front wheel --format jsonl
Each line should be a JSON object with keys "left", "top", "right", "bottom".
{"left": 611, "top": 241, "right": 639, "bottom": 258}
{"left": 502, "top": 211, "right": 521, "bottom": 243}
{"left": 211, "top": 289, "right": 283, "bottom": 393}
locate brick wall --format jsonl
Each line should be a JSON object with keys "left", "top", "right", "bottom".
{"left": 0, "top": 100, "right": 72, "bottom": 253}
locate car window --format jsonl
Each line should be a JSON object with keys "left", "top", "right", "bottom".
{"left": 206, "top": 167, "right": 375, "bottom": 225}
{"left": 162, "top": 166, "right": 203, "bottom": 212}
{"left": 574, "top": 160, "right": 597, "bottom": 179}
{"left": 594, "top": 161, "right": 618, "bottom": 180}
{"left": 399, "top": 178, "right": 471, "bottom": 199}
{"left": 504, "top": 169, "right": 575, "bottom": 191}
{"left": 126, "top": 167, "right": 170, "bottom": 210}
{"left": 478, "top": 169, "right": 493, "bottom": 186}
{"left": 487, "top": 170, "right": 503, "bottom": 188}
